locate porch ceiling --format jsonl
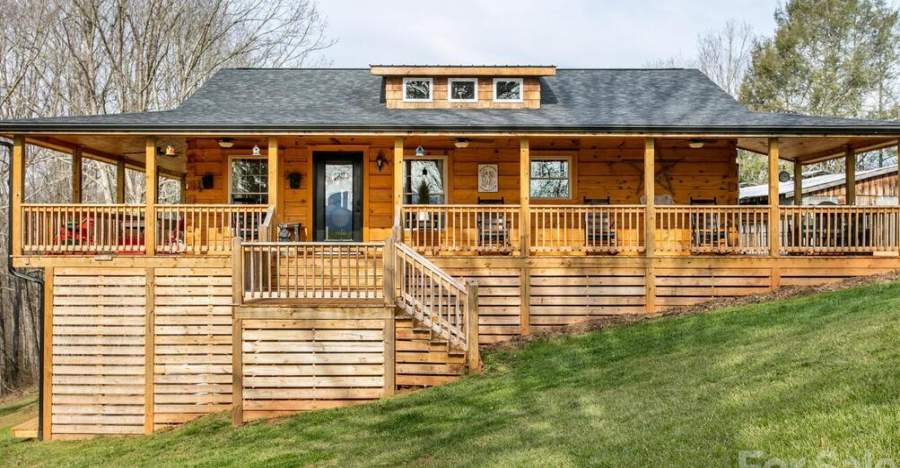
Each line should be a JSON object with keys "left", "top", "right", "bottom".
{"left": 21, "top": 134, "right": 188, "bottom": 176}
{"left": 738, "top": 136, "right": 899, "bottom": 164}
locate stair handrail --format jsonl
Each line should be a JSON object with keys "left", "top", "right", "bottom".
{"left": 393, "top": 240, "right": 480, "bottom": 371}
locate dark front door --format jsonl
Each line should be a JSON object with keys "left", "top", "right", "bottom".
{"left": 313, "top": 151, "right": 364, "bottom": 241}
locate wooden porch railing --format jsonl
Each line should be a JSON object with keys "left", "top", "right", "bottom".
{"left": 778, "top": 206, "right": 899, "bottom": 254}
{"left": 654, "top": 205, "right": 771, "bottom": 255}
{"left": 394, "top": 242, "right": 474, "bottom": 350}
{"left": 156, "top": 204, "right": 270, "bottom": 254}
{"left": 530, "top": 205, "right": 645, "bottom": 254}
{"left": 22, "top": 204, "right": 146, "bottom": 254}
{"left": 233, "top": 234, "right": 481, "bottom": 369}
{"left": 401, "top": 204, "right": 521, "bottom": 254}
{"left": 239, "top": 241, "right": 384, "bottom": 301}
{"left": 21, "top": 203, "right": 271, "bottom": 255}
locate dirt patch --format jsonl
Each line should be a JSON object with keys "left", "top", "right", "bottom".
{"left": 483, "top": 271, "right": 900, "bottom": 352}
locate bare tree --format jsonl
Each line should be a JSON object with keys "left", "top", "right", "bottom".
{"left": 696, "top": 20, "right": 755, "bottom": 97}
{"left": 0, "top": 0, "right": 332, "bottom": 395}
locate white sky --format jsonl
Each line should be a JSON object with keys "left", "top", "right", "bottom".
{"left": 316, "top": 0, "right": 782, "bottom": 68}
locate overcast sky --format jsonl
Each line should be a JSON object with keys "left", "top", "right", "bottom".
{"left": 316, "top": 0, "right": 782, "bottom": 68}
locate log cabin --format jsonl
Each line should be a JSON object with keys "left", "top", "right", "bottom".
{"left": 2, "top": 65, "right": 900, "bottom": 440}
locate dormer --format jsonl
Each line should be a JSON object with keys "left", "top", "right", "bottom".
{"left": 370, "top": 65, "right": 555, "bottom": 109}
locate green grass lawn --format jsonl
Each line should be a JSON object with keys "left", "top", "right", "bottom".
{"left": 3, "top": 280, "right": 900, "bottom": 467}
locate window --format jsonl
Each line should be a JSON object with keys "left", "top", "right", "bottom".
{"left": 230, "top": 157, "right": 268, "bottom": 204}
{"left": 530, "top": 157, "right": 571, "bottom": 199}
{"left": 402, "top": 77, "right": 433, "bottom": 102}
{"left": 493, "top": 78, "right": 523, "bottom": 102}
{"left": 448, "top": 78, "right": 478, "bottom": 102}
{"left": 403, "top": 158, "right": 447, "bottom": 204}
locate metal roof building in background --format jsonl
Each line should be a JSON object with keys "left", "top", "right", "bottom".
{"left": 740, "top": 164, "right": 900, "bottom": 204}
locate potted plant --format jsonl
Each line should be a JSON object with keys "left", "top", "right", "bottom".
{"left": 416, "top": 179, "right": 431, "bottom": 205}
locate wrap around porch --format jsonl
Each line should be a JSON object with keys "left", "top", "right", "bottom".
{"left": 10, "top": 134, "right": 900, "bottom": 260}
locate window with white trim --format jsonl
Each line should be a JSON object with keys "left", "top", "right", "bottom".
{"left": 402, "top": 77, "right": 433, "bottom": 102}
{"left": 493, "top": 78, "right": 524, "bottom": 102}
{"left": 403, "top": 158, "right": 447, "bottom": 204}
{"left": 530, "top": 157, "right": 571, "bottom": 199}
{"left": 448, "top": 78, "right": 478, "bottom": 102}
{"left": 230, "top": 157, "right": 268, "bottom": 204}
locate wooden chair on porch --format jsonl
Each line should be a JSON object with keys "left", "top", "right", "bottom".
{"left": 689, "top": 197, "right": 726, "bottom": 253}
{"left": 583, "top": 196, "right": 617, "bottom": 254}
{"left": 477, "top": 197, "right": 510, "bottom": 252}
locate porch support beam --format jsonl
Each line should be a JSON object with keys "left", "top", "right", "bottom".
{"left": 768, "top": 138, "right": 780, "bottom": 257}
{"left": 793, "top": 161, "right": 802, "bottom": 205}
{"left": 644, "top": 137, "right": 656, "bottom": 314}
{"left": 11, "top": 135, "right": 24, "bottom": 256}
{"left": 116, "top": 160, "right": 126, "bottom": 203}
{"left": 71, "top": 147, "right": 82, "bottom": 204}
{"left": 845, "top": 147, "right": 856, "bottom": 205}
{"left": 267, "top": 137, "right": 280, "bottom": 216}
{"left": 145, "top": 137, "right": 157, "bottom": 255}
{"left": 519, "top": 137, "right": 531, "bottom": 334}
{"left": 519, "top": 137, "right": 531, "bottom": 256}
{"left": 393, "top": 137, "right": 404, "bottom": 227}
{"left": 644, "top": 137, "right": 655, "bottom": 257}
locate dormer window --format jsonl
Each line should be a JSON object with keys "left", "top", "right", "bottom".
{"left": 448, "top": 78, "right": 478, "bottom": 102}
{"left": 403, "top": 78, "right": 433, "bottom": 102}
{"left": 493, "top": 78, "right": 523, "bottom": 102}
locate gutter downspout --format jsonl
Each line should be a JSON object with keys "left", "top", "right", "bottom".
{"left": 2, "top": 140, "right": 45, "bottom": 440}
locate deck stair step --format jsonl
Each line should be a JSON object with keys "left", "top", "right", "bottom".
{"left": 11, "top": 418, "right": 38, "bottom": 439}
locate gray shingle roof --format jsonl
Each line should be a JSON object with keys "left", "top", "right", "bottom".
{"left": 2, "top": 68, "right": 900, "bottom": 134}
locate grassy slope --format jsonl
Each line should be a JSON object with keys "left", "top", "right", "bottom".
{"left": 2, "top": 280, "right": 900, "bottom": 468}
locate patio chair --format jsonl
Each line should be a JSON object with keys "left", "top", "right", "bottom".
{"left": 477, "top": 197, "right": 510, "bottom": 251}
{"left": 689, "top": 197, "right": 726, "bottom": 252}
{"left": 583, "top": 197, "right": 617, "bottom": 253}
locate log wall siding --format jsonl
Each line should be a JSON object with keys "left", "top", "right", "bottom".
{"left": 185, "top": 137, "right": 397, "bottom": 242}
{"left": 184, "top": 137, "right": 738, "bottom": 244}
{"left": 384, "top": 77, "right": 542, "bottom": 109}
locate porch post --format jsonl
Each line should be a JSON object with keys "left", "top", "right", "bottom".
{"left": 145, "top": 137, "right": 157, "bottom": 255}
{"left": 845, "top": 147, "right": 856, "bottom": 205}
{"left": 393, "top": 137, "right": 404, "bottom": 229}
{"left": 519, "top": 136, "right": 531, "bottom": 335}
{"left": 116, "top": 160, "right": 126, "bottom": 203}
{"left": 11, "top": 135, "right": 24, "bottom": 256}
{"left": 179, "top": 174, "right": 187, "bottom": 204}
{"left": 793, "top": 161, "right": 802, "bottom": 205}
{"left": 267, "top": 137, "right": 280, "bottom": 216}
{"left": 644, "top": 138, "right": 655, "bottom": 256}
{"left": 519, "top": 137, "right": 531, "bottom": 256}
{"left": 643, "top": 137, "right": 656, "bottom": 314}
{"left": 768, "top": 138, "right": 780, "bottom": 257}
{"left": 71, "top": 147, "right": 83, "bottom": 204}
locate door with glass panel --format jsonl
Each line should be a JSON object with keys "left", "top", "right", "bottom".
{"left": 313, "top": 152, "right": 364, "bottom": 241}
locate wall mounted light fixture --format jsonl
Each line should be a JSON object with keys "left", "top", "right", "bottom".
{"left": 201, "top": 173, "right": 214, "bottom": 190}
{"left": 287, "top": 172, "right": 302, "bottom": 189}
{"left": 375, "top": 152, "right": 386, "bottom": 171}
